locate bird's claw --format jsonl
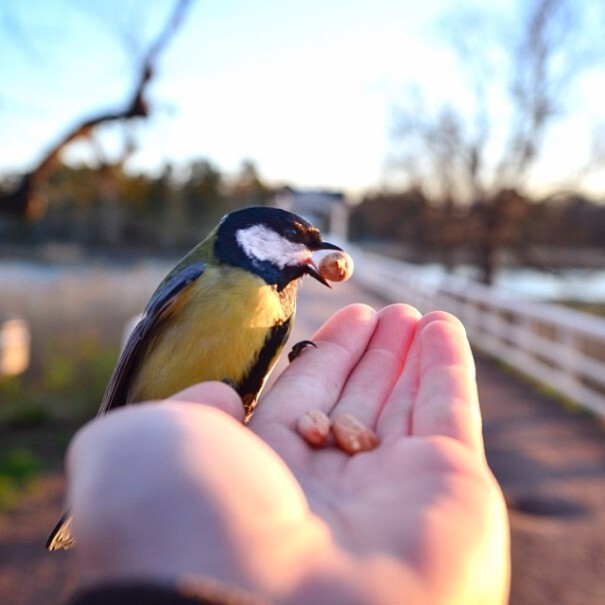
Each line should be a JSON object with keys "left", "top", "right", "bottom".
{"left": 288, "top": 340, "right": 317, "bottom": 363}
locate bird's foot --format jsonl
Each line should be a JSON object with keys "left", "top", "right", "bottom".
{"left": 288, "top": 340, "right": 317, "bottom": 363}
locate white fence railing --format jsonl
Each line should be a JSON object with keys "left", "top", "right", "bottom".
{"left": 348, "top": 243, "right": 605, "bottom": 419}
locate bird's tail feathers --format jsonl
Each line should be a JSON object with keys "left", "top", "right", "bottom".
{"left": 46, "top": 512, "right": 74, "bottom": 551}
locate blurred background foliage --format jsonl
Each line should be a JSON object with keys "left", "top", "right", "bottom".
{"left": 0, "top": 158, "right": 270, "bottom": 253}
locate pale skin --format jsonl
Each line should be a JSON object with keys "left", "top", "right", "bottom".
{"left": 67, "top": 304, "right": 510, "bottom": 605}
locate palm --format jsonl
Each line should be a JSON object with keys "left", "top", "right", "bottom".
{"left": 248, "top": 304, "right": 509, "bottom": 603}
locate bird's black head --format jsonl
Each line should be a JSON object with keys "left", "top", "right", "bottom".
{"left": 214, "top": 206, "right": 342, "bottom": 290}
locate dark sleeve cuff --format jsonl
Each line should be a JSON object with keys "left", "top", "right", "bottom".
{"left": 69, "top": 580, "right": 269, "bottom": 605}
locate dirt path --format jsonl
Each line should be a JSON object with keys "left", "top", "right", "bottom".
{"left": 1, "top": 279, "right": 605, "bottom": 604}
{"left": 0, "top": 473, "right": 75, "bottom": 605}
{"left": 479, "top": 356, "right": 605, "bottom": 604}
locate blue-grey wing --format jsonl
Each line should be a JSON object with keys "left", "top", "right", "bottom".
{"left": 46, "top": 261, "right": 208, "bottom": 551}
{"left": 97, "top": 261, "right": 206, "bottom": 416}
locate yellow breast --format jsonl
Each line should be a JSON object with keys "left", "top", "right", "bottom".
{"left": 129, "top": 266, "right": 295, "bottom": 402}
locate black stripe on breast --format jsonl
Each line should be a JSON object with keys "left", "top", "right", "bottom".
{"left": 237, "top": 317, "right": 293, "bottom": 413}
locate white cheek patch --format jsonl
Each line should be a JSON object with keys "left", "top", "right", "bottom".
{"left": 236, "top": 224, "right": 310, "bottom": 268}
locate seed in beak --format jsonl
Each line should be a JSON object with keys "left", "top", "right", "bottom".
{"left": 318, "top": 251, "right": 354, "bottom": 283}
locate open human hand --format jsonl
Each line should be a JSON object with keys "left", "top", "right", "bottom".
{"left": 67, "top": 304, "right": 509, "bottom": 605}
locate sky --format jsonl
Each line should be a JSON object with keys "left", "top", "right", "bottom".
{"left": 1, "top": 0, "right": 605, "bottom": 198}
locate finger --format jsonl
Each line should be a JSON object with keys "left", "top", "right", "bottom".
{"left": 328, "top": 304, "right": 421, "bottom": 428}
{"left": 251, "top": 304, "right": 378, "bottom": 428}
{"left": 376, "top": 311, "right": 463, "bottom": 441}
{"left": 168, "top": 381, "right": 246, "bottom": 423}
{"left": 411, "top": 316, "right": 485, "bottom": 456}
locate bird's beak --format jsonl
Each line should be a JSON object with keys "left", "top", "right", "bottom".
{"left": 317, "top": 241, "right": 343, "bottom": 252}
{"left": 305, "top": 241, "right": 343, "bottom": 288}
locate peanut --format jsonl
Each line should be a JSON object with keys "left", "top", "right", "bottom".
{"left": 297, "top": 410, "right": 331, "bottom": 447}
{"left": 318, "top": 251, "right": 354, "bottom": 283}
{"left": 332, "top": 413, "right": 379, "bottom": 454}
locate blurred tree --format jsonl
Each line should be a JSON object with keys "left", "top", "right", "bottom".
{"left": 393, "top": 0, "right": 605, "bottom": 284}
{"left": 228, "top": 160, "right": 271, "bottom": 208}
{"left": 0, "top": 0, "right": 194, "bottom": 219}
{"left": 350, "top": 188, "right": 428, "bottom": 244}
{"left": 182, "top": 159, "right": 227, "bottom": 230}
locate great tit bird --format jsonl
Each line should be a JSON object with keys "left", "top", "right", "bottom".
{"left": 46, "top": 206, "right": 342, "bottom": 551}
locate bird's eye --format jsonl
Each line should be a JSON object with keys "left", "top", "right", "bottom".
{"left": 284, "top": 226, "right": 299, "bottom": 239}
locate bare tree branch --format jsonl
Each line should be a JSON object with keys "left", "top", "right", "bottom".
{"left": 392, "top": 0, "right": 603, "bottom": 284}
{"left": 0, "top": 0, "right": 194, "bottom": 218}
{"left": 495, "top": 0, "right": 570, "bottom": 186}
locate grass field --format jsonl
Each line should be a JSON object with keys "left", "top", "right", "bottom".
{"left": 0, "top": 259, "right": 173, "bottom": 508}
{"left": 559, "top": 300, "right": 605, "bottom": 317}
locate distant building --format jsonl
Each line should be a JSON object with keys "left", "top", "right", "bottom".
{"left": 272, "top": 186, "right": 349, "bottom": 240}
